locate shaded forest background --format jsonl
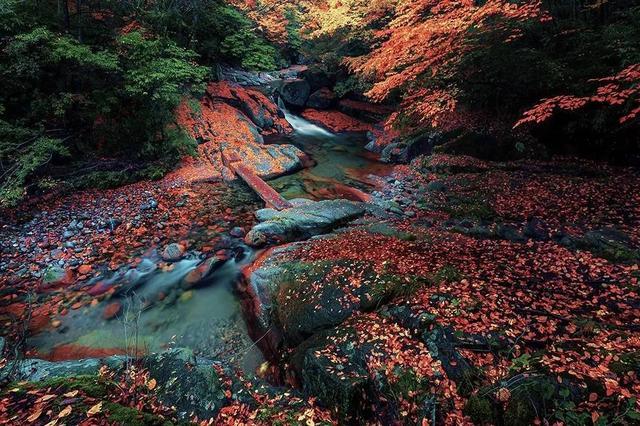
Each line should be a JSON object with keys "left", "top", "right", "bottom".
{"left": 1, "top": 0, "right": 639, "bottom": 206}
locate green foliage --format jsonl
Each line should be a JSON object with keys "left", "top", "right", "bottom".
{"left": 118, "top": 31, "right": 206, "bottom": 105}
{"left": 219, "top": 28, "right": 278, "bottom": 70}
{"left": 333, "top": 74, "right": 372, "bottom": 98}
{"left": 428, "top": 265, "right": 462, "bottom": 284}
{"left": 508, "top": 353, "right": 532, "bottom": 374}
{"left": 141, "top": 0, "right": 280, "bottom": 70}
{"left": 0, "top": 5, "right": 207, "bottom": 205}
{"left": 284, "top": 8, "right": 303, "bottom": 53}
{"left": 0, "top": 127, "right": 69, "bottom": 206}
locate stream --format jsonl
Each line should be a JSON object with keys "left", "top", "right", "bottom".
{"left": 27, "top": 111, "right": 392, "bottom": 375}
{"left": 269, "top": 110, "right": 393, "bottom": 201}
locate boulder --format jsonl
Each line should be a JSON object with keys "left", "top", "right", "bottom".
{"left": 380, "top": 131, "right": 438, "bottom": 163}
{"left": 249, "top": 256, "right": 383, "bottom": 345}
{"left": 300, "top": 66, "right": 332, "bottom": 91}
{"left": 220, "top": 142, "right": 308, "bottom": 180}
{"left": 279, "top": 79, "right": 311, "bottom": 108}
{"left": 206, "top": 81, "right": 288, "bottom": 132}
{"left": 245, "top": 199, "right": 367, "bottom": 247}
{"left": 306, "top": 88, "right": 336, "bottom": 109}
{"left": 144, "top": 348, "right": 227, "bottom": 419}
{"left": 0, "top": 348, "right": 228, "bottom": 420}
{"left": 162, "top": 243, "right": 185, "bottom": 261}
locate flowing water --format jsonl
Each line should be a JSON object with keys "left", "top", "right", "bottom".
{"left": 27, "top": 110, "right": 392, "bottom": 375}
{"left": 268, "top": 111, "right": 393, "bottom": 201}
{"left": 29, "top": 252, "right": 265, "bottom": 373}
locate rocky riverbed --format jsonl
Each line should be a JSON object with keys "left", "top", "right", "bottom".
{"left": 2, "top": 71, "right": 640, "bottom": 425}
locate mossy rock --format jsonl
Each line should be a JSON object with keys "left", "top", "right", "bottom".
{"left": 104, "top": 402, "right": 178, "bottom": 426}
{"left": 274, "top": 260, "right": 379, "bottom": 345}
{"left": 274, "top": 259, "right": 430, "bottom": 346}
{"left": 143, "top": 348, "right": 225, "bottom": 419}
{"left": 464, "top": 374, "right": 582, "bottom": 426}
{"left": 31, "top": 374, "right": 111, "bottom": 398}
{"left": 291, "top": 328, "right": 372, "bottom": 423}
{"left": 570, "top": 229, "right": 639, "bottom": 263}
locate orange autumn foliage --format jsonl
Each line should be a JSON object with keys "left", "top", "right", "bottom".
{"left": 227, "top": 0, "right": 300, "bottom": 44}
{"left": 516, "top": 63, "right": 640, "bottom": 127}
{"left": 301, "top": 108, "right": 373, "bottom": 133}
{"left": 342, "top": 0, "right": 549, "bottom": 128}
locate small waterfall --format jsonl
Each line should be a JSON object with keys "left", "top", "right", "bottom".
{"left": 278, "top": 98, "right": 334, "bottom": 138}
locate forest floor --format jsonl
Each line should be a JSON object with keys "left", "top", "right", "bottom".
{"left": 1, "top": 89, "right": 639, "bottom": 424}
{"left": 248, "top": 154, "right": 640, "bottom": 424}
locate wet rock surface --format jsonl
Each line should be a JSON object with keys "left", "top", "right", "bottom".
{"left": 2, "top": 354, "right": 128, "bottom": 382}
{"left": 245, "top": 199, "right": 367, "bottom": 247}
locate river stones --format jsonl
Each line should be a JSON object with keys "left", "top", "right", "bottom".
{"left": 162, "top": 243, "right": 185, "bottom": 261}
{"left": 102, "top": 301, "right": 122, "bottom": 320}
{"left": 245, "top": 199, "right": 367, "bottom": 247}
{"left": 182, "top": 255, "right": 226, "bottom": 288}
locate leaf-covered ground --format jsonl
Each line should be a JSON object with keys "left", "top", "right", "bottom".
{"left": 2, "top": 150, "right": 640, "bottom": 425}
{"left": 248, "top": 154, "right": 640, "bottom": 424}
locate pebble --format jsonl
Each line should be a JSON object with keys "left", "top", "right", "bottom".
{"left": 162, "top": 243, "right": 185, "bottom": 261}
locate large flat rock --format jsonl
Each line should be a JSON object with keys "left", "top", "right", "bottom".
{"left": 244, "top": 199, "right": 367, "bottom": 247}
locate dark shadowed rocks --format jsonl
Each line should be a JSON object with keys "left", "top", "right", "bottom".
{"left": 278, "top": 79, "right": 311, "bottom": 108}
{"left": 306, "top": 88, "right": 336, "bottom": 109}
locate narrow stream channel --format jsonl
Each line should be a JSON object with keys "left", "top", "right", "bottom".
{"left": 27, "top": 110, "right": 393, "bottom": 376}
{"left": 269, "top": 111, "right": 393, "bottom": 201}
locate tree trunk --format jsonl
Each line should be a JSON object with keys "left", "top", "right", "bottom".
{"left": 76, "top": 0, "right": 83, "bottom": 42}
{"left": 62, "top": 0, "right": 70, "bottom": 32}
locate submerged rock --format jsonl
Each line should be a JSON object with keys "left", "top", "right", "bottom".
{"left": 245, "top": 199, "right": 367, "bottom": 247}
{"left": 102, "top": 301, "right": 122, "bottom": 320}
{"left": 182, "top": 255, "right": 226, "bottom": 288}
{"left": 2, "top": 355, "right": 128, "bottom": 382}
